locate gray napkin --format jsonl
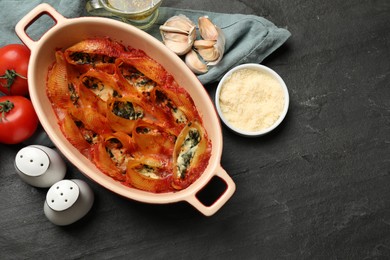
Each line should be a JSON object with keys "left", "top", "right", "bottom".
{"left": 149, "top": 7, "right": 291, "bottom": 85}
{"left": 0, "top": 1, "right": 86, "bottom": 45}
{"left": 0, "top": 2, "right": 290, "bottom": 85}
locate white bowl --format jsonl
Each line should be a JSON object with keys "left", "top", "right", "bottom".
{"left": 215, "top": 63, "right": 289, "bottom": 137}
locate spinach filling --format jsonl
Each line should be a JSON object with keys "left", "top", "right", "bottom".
{"left": 68, "top": 83, "right": 79, "bottom": 105}
{"left": 138, "top": 165, "right": 159, "bottom": 179}
{"left": 177, "top": 129, "right": 201, "bottom": 179}
{"left": 136, "top": 126, "right": 150, "bottom": 134}
{"left": 106, "top": 138, "right": 122, "bottom": 150}
{"left": 112, "top": 101, "right": 143, "bottom": 120}
{"left": 74, "top": 120, "right": 97, "bottom": 144}
{"left": 82, "top": 76, "right": 104, "bottom": 91}
{"left": 125, "top": 71, "right": 156, "bottom": 92}
{"left": 105, "top": 138, "right": 130, "bottom": 173}
{"left": 112, "top": 90, "right": 122, "bottom": 98}
{"left": 70, "top": 52, "right": 115, "bottom": 65}
{"left": 155, "top": 90, "right": 187, "bottom": 124}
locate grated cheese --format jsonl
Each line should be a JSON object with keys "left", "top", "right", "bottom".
{"left": 219, "top": 68, "right": 285, "bottom": 132}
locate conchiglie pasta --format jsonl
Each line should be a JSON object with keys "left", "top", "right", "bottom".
{"left": 46, "top": 37, "right": 211, "bottom": 193}
{"left": 172, "top": 121, "right": 211, "bottom": 190}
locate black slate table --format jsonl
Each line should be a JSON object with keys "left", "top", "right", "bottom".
{"left": 1, "top": 0, "right": 390, "bottom": 259}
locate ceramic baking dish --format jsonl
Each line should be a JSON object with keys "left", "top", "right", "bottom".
{"left": 15, "top": 3, "right": 235, "bottom": 216}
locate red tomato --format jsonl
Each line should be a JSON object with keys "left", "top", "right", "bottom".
{"left": 0, "top": 96, "right": 38, "bottom": 144}
{"left": 0, "top": 44, "right": 31, "bottom": 96}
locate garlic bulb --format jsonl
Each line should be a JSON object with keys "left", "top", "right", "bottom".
{"left": 160, "top": 15, "right": 225, "bottom": 75}
{"left": 160, "top": 15, "right": 196, "bottom": 56}
{"left": 194, "top": 17, "right": 225, "bottom": 67}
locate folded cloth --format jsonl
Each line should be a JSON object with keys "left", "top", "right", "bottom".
{"left": 148, "top": 7, "right": 291, "bottom": 85}
{"left": 0, "top": 1, "right": 87, "bottom": 45}
{"left": 0, "top": 2, "right": 290, "bottom": 85}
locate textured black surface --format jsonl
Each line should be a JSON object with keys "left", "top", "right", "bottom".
{"left": 1, "top": 0, "right": 390, "bottom": 259}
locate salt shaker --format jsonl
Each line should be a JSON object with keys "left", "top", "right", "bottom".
{"left": 44, "top": 179, "right": 94, "bottom": 226}
{"left": 14, "top": 145, "right": 66, "bottom": 188}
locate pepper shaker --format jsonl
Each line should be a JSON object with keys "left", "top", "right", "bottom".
{"left": 44, "top": 179, "right": 94, "bottom": 226}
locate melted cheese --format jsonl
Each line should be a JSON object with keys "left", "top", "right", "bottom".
{"left": 172, "top": 107, "right": 187, "bottom": 124}
{"left": 138, "top": 165, "right": 160, "bottom": 179}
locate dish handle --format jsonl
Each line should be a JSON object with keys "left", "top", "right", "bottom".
{"left": 15, "top": 3, "right": 66, "bottom": 50}
{"left": 185, "top": 166, "right": 236, "bottom": 216}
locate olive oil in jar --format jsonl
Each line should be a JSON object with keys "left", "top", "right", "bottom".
{"left": 107, "top": 0, "right": 153, "bottom": 12}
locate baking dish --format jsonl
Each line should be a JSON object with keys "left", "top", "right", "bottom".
{"left": 15, "top": 3, "right": 235, "bottom": 216}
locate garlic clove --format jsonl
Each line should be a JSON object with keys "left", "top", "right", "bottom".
{"left": 162, "top": 31, "right": 190, "bottom": 42}
{"left": 159, "top": 25, "right": 191, "bottom": 35}
{"left": 165, "top": 40, "right": 194, "bottom": 56}
{"left": 198, "top": 16, "right": 219, "bottom": 41}
{"left": 194, "top": 39, "right": 219, "bottom": 62}
{"left": 193, "top": 40, "right": 216, "bottom": 49}
{"left": 164, "top": 15, "right": 196, "bottom": 34}
{"left": 207, "top": 27, "right": 226, "bottom": 66}
{"left": 197, "top": 46, "right": 219, "bottom": 62}
{"left": 185, "top": 50, "right": 208, "bottom": 74}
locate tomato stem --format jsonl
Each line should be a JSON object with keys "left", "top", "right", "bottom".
{"left": 0, "top": 100, "right": 14, "bottom": 122}
{"left": 0, "top": 69, "right": 27, "bottom": 93}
